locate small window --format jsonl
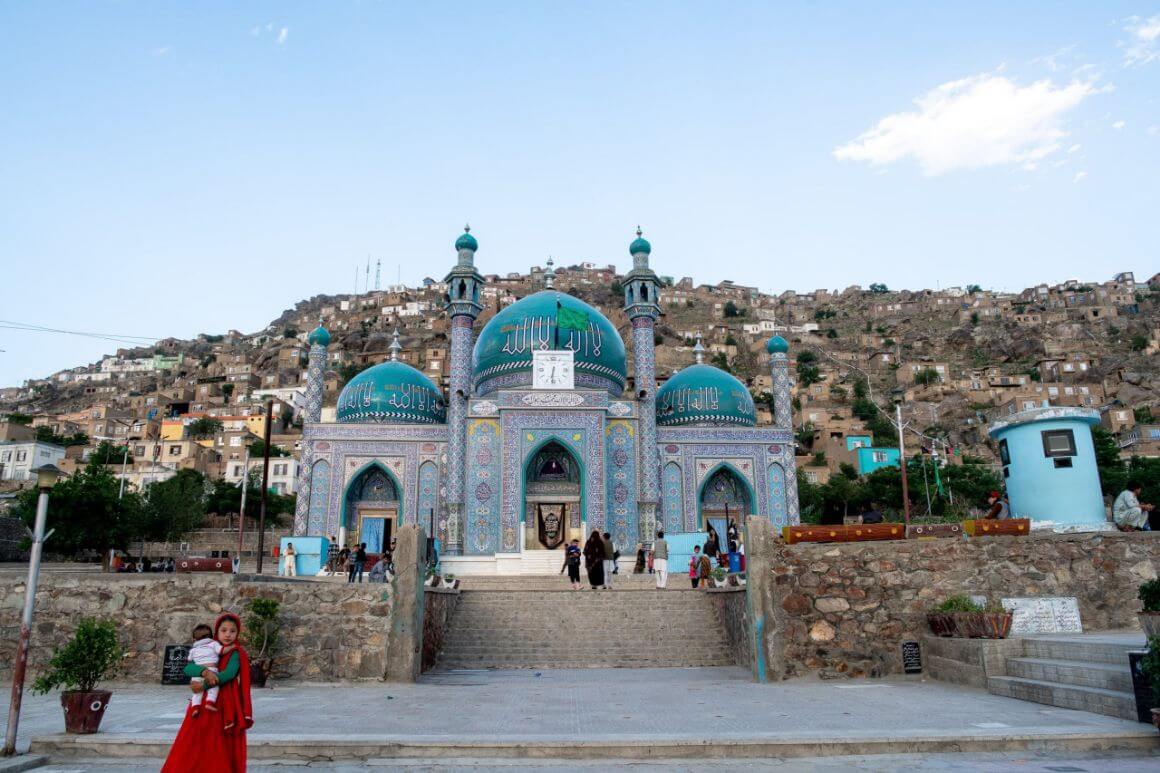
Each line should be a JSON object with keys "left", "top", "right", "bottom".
{"left": 1053, "top": 458, "right": 1073, "bottom": 469}
{"left": 999, "top": 439, "right": 1010, "bottom": 466}
{"left": 1041, "top": 429, "right": 1076, "bottom": 458}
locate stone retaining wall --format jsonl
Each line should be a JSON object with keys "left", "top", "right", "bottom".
{"left": 748, "top": 525, "right": 1159, "bottom": 680}
{"left": 707, "top": 587, "right": 751, "bottom": 668}
{"left": 422, "top": 587, "right": 459, "bottom": 673}
{"left": 0, "top": 573, "right": 393, "bottom": 684}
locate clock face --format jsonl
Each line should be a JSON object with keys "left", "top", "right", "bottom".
{"left": 532, "top": 350, "right": 575, "bottom": 389}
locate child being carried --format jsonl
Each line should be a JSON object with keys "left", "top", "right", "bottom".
{"left": 187, "top": 623, "right": 222, "bottom": 715}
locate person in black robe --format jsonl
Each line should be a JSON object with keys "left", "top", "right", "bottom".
{"left": 583, "top": 530, "right": 605, "bottom": 589}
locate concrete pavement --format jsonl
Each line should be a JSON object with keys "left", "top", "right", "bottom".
{"left": 4, "top": 667, "right": 1156, "bottom": 764}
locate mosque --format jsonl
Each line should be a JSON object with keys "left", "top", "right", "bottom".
{"left": 291, "top": 228, "right": 800, "bottom": 574}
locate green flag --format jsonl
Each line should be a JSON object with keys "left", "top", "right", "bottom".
{"left": 556, "top": 304, "right": 589, "bottom": 332}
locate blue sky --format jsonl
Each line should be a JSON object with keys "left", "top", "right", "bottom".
{"left": 2, "top": 2, "right": 1158, "bottom": 386}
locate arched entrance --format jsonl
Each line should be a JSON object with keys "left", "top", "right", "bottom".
{"left": 343, "top": 463, "right": 400, "bottom": 554}
{"left": 698, "top": 465, "right": 752, "bottom": 537}
{"left": 523, "top": 440, "right": 582, "bottom": 551}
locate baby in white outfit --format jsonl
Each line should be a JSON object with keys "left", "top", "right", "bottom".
{"left": 188, "top": 623, "right": 222, "bottom": 715}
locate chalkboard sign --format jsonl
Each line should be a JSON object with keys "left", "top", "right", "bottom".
{"left": 162, "top": 644, "right": 191, "bottom": 685}
{"left": 901, "top": 640, "right": 922, "bottom": 674}
{"left": 1128, "top": 650, "right": 1153, "bottom": 724}
{"left": 1002, "top": 597, "right": 1082, "bottom": 635}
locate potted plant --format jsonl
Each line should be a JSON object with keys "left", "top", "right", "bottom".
{"left": 928, "top": 595, "right": 979, "bottom": 637}
{"left": 243, "top": 597, "right": 282, "bottom": 688}
{"left": 1138, "top": 578, "right": 1160, "bottom": 638}
{"left": 424, "top": 567, "right": 439, "bottom": 587}
{"left": 1140, "top": 636, "right": 1160, "bottom": 731}
{"left": 441, "top": 573, "right": 458, "bottom": 589}
{"left": 710, "top": 567, "right": 728, "bottom": 588}
{"left": 32, "top": 617, "right": 123, "bottom": 734}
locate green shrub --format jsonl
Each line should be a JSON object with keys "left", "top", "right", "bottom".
{"left": 1141, "top": 636, "right": 1160, "bottom": 705}
{"left": 243, "top": 597, "right": 283, "bottom": 664}
{"left": 934, "top": 594, "right": 983, "bottom": 613}
{"left": 32, "top": 618, "right": 123, "bottom": 694}
{"left": 1139, "top": 578, "right": 1160, "bottom": 613}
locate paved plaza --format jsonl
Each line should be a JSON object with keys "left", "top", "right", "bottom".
{"left": 4, "top": 667, "right": 1157, "bottom": 768}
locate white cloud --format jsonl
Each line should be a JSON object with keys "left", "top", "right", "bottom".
{"left": 1122, "top": 15, "right": 1160, "bottom": 66}
{"left": 1067, "top": 143, "right": 1081, "bottom": 154}
{"left": 1073, "top": 171, "right": 1088, "bottom": 183}
{"left": 250, "top": 25, "right": 261, "bottom": 36}
{"left": 277, "top": 27, "right": 288, "bottom": 45}
{"left": 833, "top": 72, "right": 1101, "bottom": 176}
{"left": 1032, "top": 46, "right": 1076, "bottom": 72}
{"left": 151, "top": 46, "right": 171, "bottom": 57}
{"left": 1112, "top": 120, "right": 1126, "bottom": 130}
{"left": 1148, "top": 125, "right": 1160, "bottom": 136}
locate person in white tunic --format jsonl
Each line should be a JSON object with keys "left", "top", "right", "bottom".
{"left": 1113, "top": 482, "right": 1153, "bottom": 531}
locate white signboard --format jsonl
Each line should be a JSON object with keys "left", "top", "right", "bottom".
{"left": 1001, "top": 596, "right": 1083, "bottom": 635}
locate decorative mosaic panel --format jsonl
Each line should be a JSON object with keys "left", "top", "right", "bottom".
{"left": 770, "top": 352, "right": 794, "bottom": 429}
{"left": 465, "top": 419, "right": 502, "bottom": 555}
{"left": 502, "top": 410, "right": 606, "bottom": 551}
{"left": 306, "top": 459, "right": 331, "bottom": 536}
{"left": 768, "top": 462, "right": 788, "bottom": 529}
{"left": 417, "top": 460, "right": 439, "bottom": 530}
{"left": 662, "top": 462, "right": 684, "bottom": 534}
{"left": 631, "top": 320, "right": 660, "bottom": 509}
{"left": 603, "top": 420, "right": 638, "bottom": 551}
{"left": 446, "top": 315, "right": 475, "bottom": 552}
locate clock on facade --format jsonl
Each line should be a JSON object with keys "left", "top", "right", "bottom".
{"left": 532, "top": 350, "right": 575, "bottom": 390}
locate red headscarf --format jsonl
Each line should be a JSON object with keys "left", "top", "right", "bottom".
{"left": 213, "top": 613, "right": 254, "bottom": 732}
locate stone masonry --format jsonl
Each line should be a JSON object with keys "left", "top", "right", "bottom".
{"left": 0, "top": 573, "right": 393, "bottom": 684}
{"left": 752, "top": 528, "right": 1159, "bottom": 680}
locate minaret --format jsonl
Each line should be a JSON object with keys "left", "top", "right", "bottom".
{"left": 693, "top": 331, "right": 705, "bottom": 364}
{"left": 443, "top": 225, "right": 485, "bottom": 555}
{"left": 293, "top": 319, "right": 331, "bottom": 536}
{"left": 767, "top": 335, "right": 792, "bottom": 429}
{"left": 623, "top": 228, "right": 662, "bottom": 541}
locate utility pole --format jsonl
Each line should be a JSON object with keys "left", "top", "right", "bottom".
{"left": 895, "top": 399, "right": 911, "bottom": 526}
{"left": 255, "top": 400, "right": 273, "bottom": 575}
{"left": 236, "top": 447, "right": 250, "bottom": 567}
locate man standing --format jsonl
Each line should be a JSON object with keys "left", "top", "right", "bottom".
{"left": 1114, "top": 481, "right": 1154, "bottom": 531}
{"left": 652, "top": 530, "right": 668, "bottom": 589}
{"left": 601, "top": 531, "right": 615, "bottom": 589}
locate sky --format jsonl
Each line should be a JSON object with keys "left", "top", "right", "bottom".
{"left": 2, "top": 2, "right": 1158, "bottom": 386}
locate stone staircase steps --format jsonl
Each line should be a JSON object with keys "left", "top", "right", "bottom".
{"left": 1019, "top": 636, "right": 1137, "bottom": 665}
{"left": 435, "top": 585, "right": 734, "bottom": 670}
{"left": 987, "top": 676, "right": 1138, "bottom": 721}
{"left": 1004, "top": 657, "right": 1134, "bottom": 693}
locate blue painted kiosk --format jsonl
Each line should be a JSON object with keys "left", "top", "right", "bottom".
{"left": 987, "top": 406, "right": 1107, "bottom": 530}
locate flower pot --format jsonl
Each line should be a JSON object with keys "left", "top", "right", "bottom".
{"left": 250, "top": 660, "right": 269, "bottom": 688}
{"left": 1139, "top": 612, "right": 1160, "bottom": 639}
{"left": 926, "top": 612, "right": 955, "bottom": 637}
{"left": 952, "top": 611, "right": 1013, "bottom": 639}
{"left": 61, "top": 690, "right": 112, "bottom": 734}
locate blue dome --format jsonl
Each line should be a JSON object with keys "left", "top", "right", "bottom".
{"left": 473, "top": 291, "right": 627, "bottom": 396}
{"left": 455, "top": 230, "right": 478, "bottom": 252}
{"left": 336, "top": 362, "right": 446, "bottom": 424}
{"left": 766, "top": 335, "right": 788, "bottom": 354}
{"left": 308, "top": 325, "right": 331, "bottom": 347}
{"left": 656, "top": 364, "right": 756, "bottom": 427}
{"left": 629, "top": 237, "right": 651, "bottom": 256}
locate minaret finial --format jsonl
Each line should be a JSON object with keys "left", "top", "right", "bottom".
{"left": 636, "top": 225, "right": 642, "bottom": 238}
{"left": 544, "top": 256, "right": 556, "bottom": 289}
{"left": 389, "top": 326, "right": 402, "bottom": 361}
{"left": 464, "top": 223, "right": 471, "bottom": 233}
{"left": 693, "top": 331, "right": 705, "bottom": 365}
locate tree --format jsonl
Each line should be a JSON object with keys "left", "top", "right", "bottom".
{"left": 811, "top": 451, "right": 826, "bottom": 466}
{"left": 724, "top": 333, "right": 738, "bottom": 346}
{"left": 794, "top": 423, "right": 816, "bottom": 450}
{"left": 206, "top": 471, "right": 294, "bottom": 529}
{"left": 13, "top": 461, "right": 143, "bottom": 556}
{"left": 829, "top": 385, "right": 848, "bottom": 402}
{"left": 282, "top": 327, "right": 298, "bottom": 339}
{"left": 137, "top": 469, "right": 208, "bottom": 542}
{"left": 186, "top": 417, "right": 223, "bottom": 440}
{"left": 913, "top": 368, "right": 941, "bottom": 386}
{"left": 826, "top": 328, "right": 838, "bottom": 339}
{"left": 90, "top": 440, "right": 132, "bottom": 466}
{"left": 723, "top": 301, "right": 743, "bottom": 318}
{"left": 970, "top": 312, "right": 979, "bottom": 326}
{"left": 711, "top": 352, "right": 733, "bottom": 373}
{"left": 33, "top": 426, "right": 88, "bottom": 447}
{"left": 853, "top": 378, "right": 868, "bottom": 400}
{"left": 797, "top": 363, "right": 821, "bottom": 387}
{"left": 221, "top": 383, "right": 235, "bottom": 399}
{"left": 966, "top": 284, "right": 982, "bottom": 294}
{"left": 1130, "top": 335, "right": 1149, "bottom": 352}
{"left": 249, "top": 439, "right": 290, "bottom": 458}
{"left": 1091, "top": 426, "right": 1126, "bottom": 496}
{"left": 1135, "top": 407, "right": 1155, "bottom": 424}
{"left": 4, "top": 413, "right": 32, "bottom": 425}
{"left": 869, "top": 283, "right": 889, "bottom": 294}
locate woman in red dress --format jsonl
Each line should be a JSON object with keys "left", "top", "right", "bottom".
{"left": 162, "top": 612, "right": 254, "bottom": 772}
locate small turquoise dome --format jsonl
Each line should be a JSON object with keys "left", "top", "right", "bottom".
{"left": 336, "top": 362, "right": 446, "bottom": 424}
{"left": 308, "top": 325, "right": 331, "bottom": 347}
{"left": 656, "top": 364, "right": 756, "bottom": 427}
{"left": 473, "top": 291, "right": 627, "bottom": 396}
{"left": 766, "top": 335, "right": 788, "bottom": 354}
{"left": 455, "top": 230, "right": 478, "bottom": 252}
{"left": 629, "top": 236, "right": 651, "bottom": 256}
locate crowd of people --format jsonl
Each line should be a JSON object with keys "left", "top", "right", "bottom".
{"left": 321, "top": 536, "right": 394, "bottom": 583}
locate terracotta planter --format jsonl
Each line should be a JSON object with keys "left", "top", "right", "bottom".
{"left": 926, "top": 612, "right": 956, "bottom": 637}
{"left": 1139, "top": 612, "right": 1160, "bottom": 639}
{"left": 952, "top": 611, "right": 1013, "bottom": 639}
{"left": 963, "top": 518, "right": 1030, "bottom": 537}
{"left": 61, "top": 690, "right": 112, "bottom": 734}
{"left": 250, "top": 660, "right": 269, "bottom": 688}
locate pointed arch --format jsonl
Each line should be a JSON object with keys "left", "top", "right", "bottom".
{"left": 341, "top": 459, "right": 404, "bottom": 532}
{"left": 696, "top": 461, "right": 754, "bottom": 528}
{"left": 520, "top": 435, "right": 586, "bottom": 539}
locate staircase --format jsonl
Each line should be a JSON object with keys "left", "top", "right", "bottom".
{"left": 988, "top": 633, "right": 1144, "bottom": 720}
{"left": 435, "top": 578, "right": 736, "bottom": 670}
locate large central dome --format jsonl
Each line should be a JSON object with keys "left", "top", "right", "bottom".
{"left": 473, "top": 291, "right": 626, "bottom": 396}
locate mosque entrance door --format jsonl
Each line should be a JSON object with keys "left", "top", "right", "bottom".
{"left": 524, "top": 442, "right": 582, "bottom": 550}
{"left": 699, "top": 466, "right": 751, "bottom": 531}
{"left": 344, "top": 465, "right": 400, "bottom": 554}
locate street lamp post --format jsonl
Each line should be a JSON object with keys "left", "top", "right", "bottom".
{"left": 3, "top": 463, "right": 63, "bottom": 757}
{"left": 891, "top": 389, "right": 911, "bottom": 526}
